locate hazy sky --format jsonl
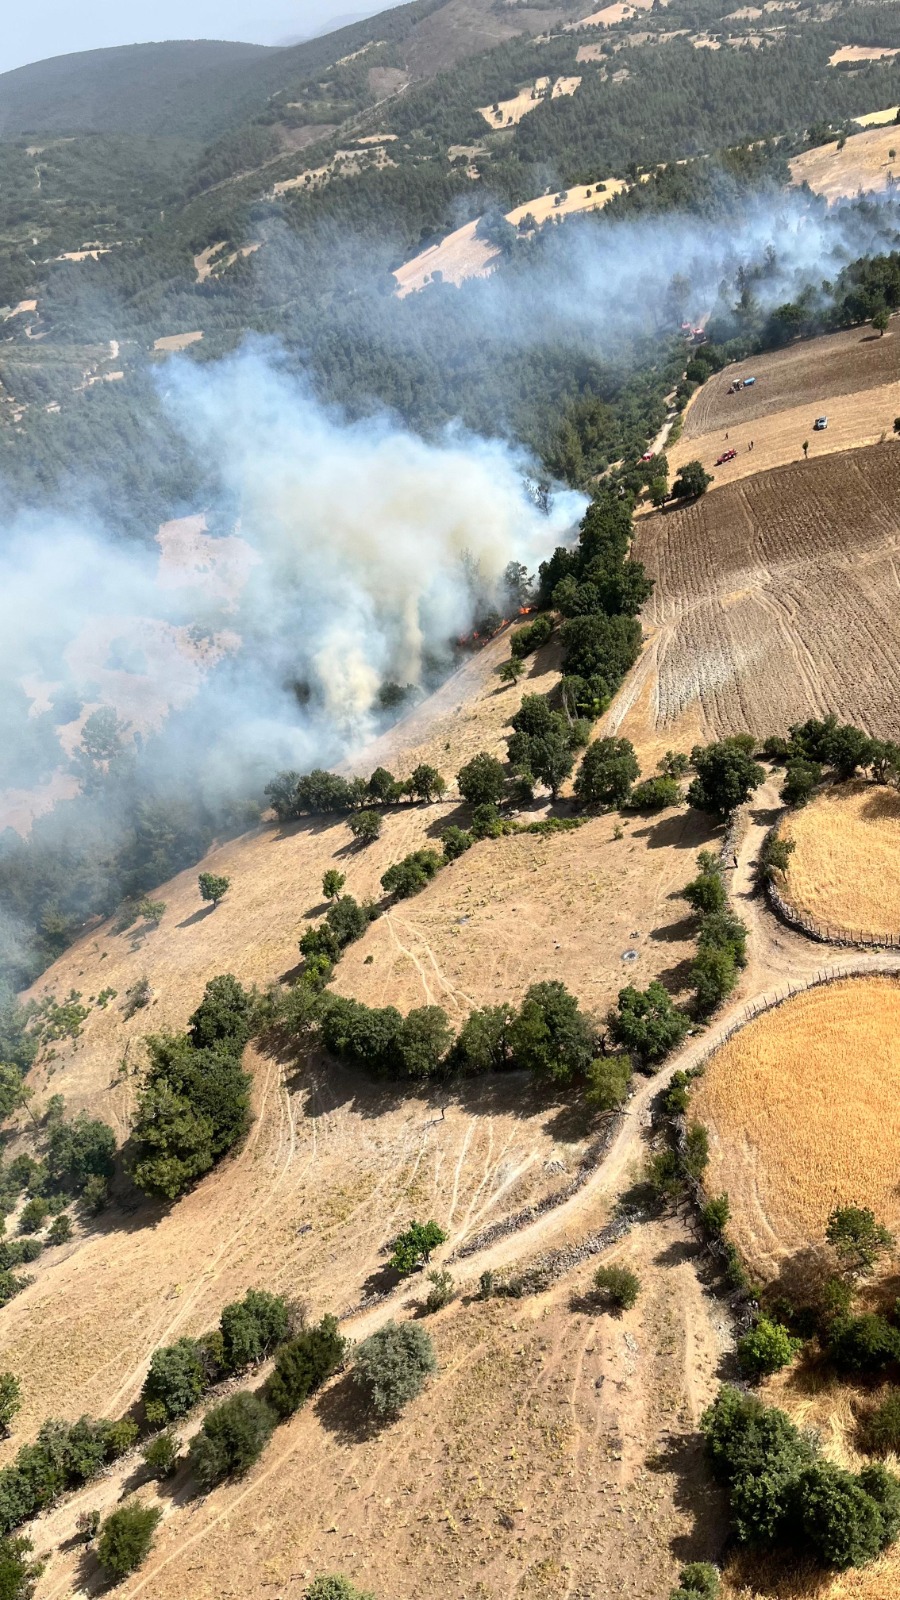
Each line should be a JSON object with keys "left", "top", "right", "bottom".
{"left": 1, "top": 1, "right": 384, "bottom": 75}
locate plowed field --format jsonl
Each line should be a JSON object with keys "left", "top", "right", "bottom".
{"left": 629, "top": 442, "right": 900, "bottom": 747}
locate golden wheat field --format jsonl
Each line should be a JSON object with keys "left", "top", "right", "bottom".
{"left": 692, "top": 978, "right": 900, "bottom": 1277}
{"left": 780, "top": 781, "right": 900, "bottom": 941}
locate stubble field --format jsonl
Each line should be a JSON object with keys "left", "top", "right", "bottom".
{"left": 779, "top": 780, "right": 900, "bottom": 941}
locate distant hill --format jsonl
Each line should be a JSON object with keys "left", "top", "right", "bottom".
{"left": 0, "top": 41, "right": 279, "bottom": 140}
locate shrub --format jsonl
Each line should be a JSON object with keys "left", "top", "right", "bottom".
{"left": 352, "top": 1321, "right": 437, "bottom": 1418}
{"left": 389, "top": 1221, "right": 447, "bottom": 1275}
{"left": 380, "top": 850, "right": 443, "bottom": 899}
{"left": 691, "top": 945, "right": 738, "bottom": 1017}
{"left": 395, "top": 1007, "right": 453, "bottom": 1078}
{"left": 866, "top": 1390, "right": 900, "bottom": 1454}
{"left": 826, "top": 1314, "right": 900, "bottom": 1374}
{"left": 738, "top": 1318, "right": 802, "bottom": 1380}
{"left": 670, "top": 1564, "right": 719, "bottom": 1600}
{"left": 593, "top": 1264, "right": 641, "bottom": 1310}
{"left": 585, "top": 1055, "right": 632, "bottom": 1113}
{"left": 424, "top": 1270, "right": 455, "bottom": 1313}
{"left": 452, "top": 1005, "right": 513, "bottom": 1074}
{"left": 322, "top": 869, "right": 345, "bottom": 902}
{"left": 781, "top": 758, "right": 822, "bottom": 808}
{"left": 441, "top": 825, "right": 474, "bottom": 862}
{"left": 681, "top": 852, "right": 726, "bottom": 915}
{"left": 304, "top": 1577, "right": 375, "bottom": 1600}
{"left": 510, "top": 614, "right": 552, "bottom": 658}
{"left": 219, "top": 1290, "right": 289, "bottom": 1372}
{"left": 141, "top": 1430, "right": 179, "bottom": 1479}
{"left": 266, "top": 1316, "right": 346, "bottom": 1419}
{"left": 608, "top": 982, "right": 688, "bottom": 1066}
{"left": 95, "top": 1503, "right": 162, "bottom": 1580}
{"left": 457, "top": 752, "right": 507, "bottom": 807}
{"left": 701, "top": 1385, "right": 815, "bottom": 1545}
{"left": 682, "top": 1123, "right": 709, "bottom": 1180}
{"left": 187, "top": 975, "right": 253, "bottom": 1053}
{"left": 188, "top": 1392, "right": 275, "bottom": 1489}
{"left": 758, "top": 833, "right": 795, "bottom": 881}
{"left": 470, "top": 802, "right": 507, "bottom": 839}
{"left": 798, "top": 1460, "right": 887, "bottom": 1569}
{"left": 0, "top": 1376, "right": 21, "bottom": 1435}
{"left": 130, "top": 1031, "right": 251, "bottom": 1201}
{"left": 141, "top": 1338, "right": 205, "bottom": 1421}
{"left": 46, "top": 1113, "right": 116, "bottom": 1194}
{"left": 626, "top": 775, "right": 681, "bottom": 811}
{"left": 826, "top": 1206, "right": 894, "bottom": 1276}
{"left": 325, "top": 896, "right": 376, "bottom": 950}
{"left": 700, "top": 1194, "right": 730, "bottom": 1235}
{"left": 16, "top": 1200, "right": 48, "bottom": 1237}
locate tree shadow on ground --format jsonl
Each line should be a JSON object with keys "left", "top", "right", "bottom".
{"left": 648, "top": 1431, "right": 731, "bottom": 1569}
{"left": 314, "top": 1370, "right": 387, "bottom": 1445}
{"left": 176, "top": 904, "right": 216, "bottom": 930}
{"left": 629, "top": 811, "right": 721, "bottom": 851}
{"left": 649, "top": 913, "right": 697, "bottom": 943}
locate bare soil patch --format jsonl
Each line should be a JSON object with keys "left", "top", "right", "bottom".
{"left": 830, "top": 45, "right": 900, "bottom": 64}
{"left": 692, "top": 977, "right": 900, "bottom": 1278}
{"left": 152, "top": 330, "right": 203, "bottom": 352}
{"left": 632, "top": 442, "right": 900, "bottom": 746}
{"left": 780, "top": 780, "right": 900, "bottom": 942}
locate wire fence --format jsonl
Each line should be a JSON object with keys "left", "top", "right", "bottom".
{"left": 766, "top": 875, "right": 900, "bottom": 950}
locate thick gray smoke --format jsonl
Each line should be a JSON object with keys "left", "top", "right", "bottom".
{"left": 0, "top": 353, "right": 583, "bottom": 816}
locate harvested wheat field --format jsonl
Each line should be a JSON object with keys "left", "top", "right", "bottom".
{"left": 692, "top": 977, "right": 900, "bottom": 1278}
{"left": 790, "top": 122, "right": 900, "bottom": 203}
{"left": 630, "top": 443, "right": 900, "bottom": 748}
{"left": 779, "top": 780, "right": 900, "bottom": 941}
{"left": 666, "top": 324, "right": 900, "bottom": 490}
{"left": 26, "top": 1213, "right": 731, "bottom": 1600}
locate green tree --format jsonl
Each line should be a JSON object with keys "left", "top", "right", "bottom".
{"left": 198, "top": 872, "right": 230, "bottom": 907}
{"left": 142, "top": 1338, "right": 205, "bottom": 1421}
{"left": 737, "top": 1318, "right": 802, "bottom": 1380}
{"left": 95, "top": 1503, "right": 162, "bottom": 1582}
{"left": 0, "top": 1375, "right": 21, "bottom": 1435}
{"left": 188, "top": 1392, "right": 275, "bottom": 1489}
{"left": 681, "top": 852, "right": 726, "bottom": 914}
{"left": 524, "top": 728, "right": 575, "bottom": 800}
{"left": 873, "top": 307, "right": 890, "bottom": 336}
{"left": 649, "top": 477, "right": 669, "bottom": 510}
{"left": 352, "top": 1321, "right": 437, "bottom": 1418}
{"left": 691, "top": 945, "right": 738, "bottom": 1017}
{"left": 219, "top": 1290, "right": 289, "bottom": 1372}
{"left": 266, "top": 1316, "right": 346, "bottom": 1419}
{"left": 423, "top": 1269, "right": 455, "bottom": 1313}
{"left": 137, "top": 898, "right": 166, "bottom": 926}
{"left": 826, "top": 1206, "right": 894, "bottom": 1276}
{"left": 781, "top": 758, "right": 821, "bottom": 808}
{"left": 322, "top": 870, "right": 346, "bottom": 902}
{"left": 670, "top": 1563, "right": 719, "bottom": 1600}
{"left": 441, "top": 825, "right": 473, "bottom": 862}
{"left": 687, "top": 741, "right": 765, "bottom": 818}
{"left": 452, "top": 1004, "right": 513, "bottom": 1073}
{"left": 827, "top": 1313, "right": 900, "bottom": 1374}
{"left": 585, "top": 1055, "right": 632, "bottom": 1113}
{"left": 757, "top": 833, "right": 795, "bottom": 881}
{"left": 508, "top": 981, "right": 595, "bottom": 1085}
{"left": 46, "top": 1111, "right": 116, "bottom": 1193}
{"left": 141, "top": 1430, "right": 179, "bottom": 1479}
{"left": 672, "top": 460, "right": 712, "bottom": 499}
{"left": 380, "top": 850, "right": 443, "bottom": 899}
{"left": 46, "top": 1215, "right": 72, "bottom": 1246}
{"left": 798, "top": 1460, "right": 887, "bottom": 1569}
{"left": 608, "top": 982, "right": 688, "bottom": 1065}
{"left": 407, "top": 765, "right": 446, "bottom": 803}
{"left": 574, "top": 737, "right": 639, "bottom": 808}
{"left": 348, "top": 810, "right": 382, "bottom": 845}
{"left": 593, "top": 1264, "right": 641, "bottom": 1310}
{"left": 395, "top": 1007, "right": 453, "bottom": 1078}
{"left": 389, "top": 1221, "right": 447, "bottom": 1274}
{"left": 456, "top": 752, "right": 507, "bottom": 808}
{"left": 626, "top": 775, "right": 681, "bottom": 811}
{"left": 498, "top": 658, "right": 525, "bottom": 686}
{"left": 17, "top": 1200, "right": 48, "bottom": 1236}
{"left": 0, "top": 1533, "right": 41, "bottom": 1598}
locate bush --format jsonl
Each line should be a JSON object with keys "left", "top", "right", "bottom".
{"left": 681, "top": 853, "right": 726, "bottom": 915}
{"left": 826, "top": 1206, "right": 894, "bottom": 1276}
{"left": 608, "top": 982, "right": 688, "bottom": 1066}
{"left": 442, "top": 825, "right": 474, "bottom": 862}
{"left": 0, "top": 1533, "right": 41, "bottom": 1596}
{"left": 46, "top": 1215, "right": 72, "bottom": 1247}
{"left": 701, "top": 1385, "right": 815, "bottom": 1545}
{"left": 691, "top": 945, "right": 738, "bottom": 1017}
{"left": 826, "top": 1314, "right": 900, "bottom": 1374}
{"left": 130, "top": 1031, "right": 251, "bottom": 1201}
{"left": 781, "top": 758, "right": 822, "bottom": 808}
{"left": 219, "top": 1290, "right": 289, "bottom": 1372}
{"left": 304, "top": 1578, "right": 375, "bottom": 1600}
{"left": 626, "top": 775, "right": 681, "bottom": 811}
{"left": 96, "top": 1503, "right": 162, "bottom": 1581}
{"left": 17, "top": 1200, "right": 48, "bottom": 1236}
{"left": 593, "top": 1264, "right": 641, "bottom": 1310}
{"left": 866, "top": 1390, "right": 900, "bottom": 1454}
{"left": 198, "top": 872, "right": 230, "bottom": 907}
{"left": 457, "top": 752, "right": 507, "bottom": 807}
{"left": 585, "top": 1055, "right": 632, "bottom": 1113}
{"left": 0, "top": 1376, "right": 21, "bottom": 1435}
{"left": 380, "top": 850, "right": 443, "bottom": 899}
{"left": 142, "top": 1338, "right": 205, "bottom": 1421}
{"left": 423, "top": 1269, "right": 455, "bottom": 1313}
{"left": 46, "top": 1113, "right": 116, "bottom": 1195}
{"left": 352, "top": 1321, "right": 437, "bottom": 1418}
{"left": 389, "top": 1221, "right": 447, "bottom": 1275}
{"left": 798, "top": 1460, "right": 888, "bottom": 1569}
{"left": 670, "top": 1564, "right": 719, "bottom": 1600}
{"left": 470, "top": 802, "right": 507, "bottom": 839}
{"left": 266, "top": 1316, "right": 346, "bottom": 1419}
{"left": 758, "top": 833, "right": 795, "bottom": 881}
{"left": 738, "top": 1318, "right": 802, "bottom": 1380}
{"left": 510, "top": 614, "right": 552, "bottom": 659}
{"left": 187, "top": 975, "right": 253, "bottom": 1053}
{"left": 325, "top": 896, "right": 377, "bottom": 951}
{"left": 141, "top": 1430, "right": 179, "bottom": 1479}
{"left": 452, "top": 1005, "right": 513, "bottom": 1074}
{"left": 700, "top": 1194, "right": 730, "bottom": 1235}
{"left": 188, "top": 1392, "right": 275, "bottom": 1489}
{"left": 395, "top": 1007, "right": 453, "bottom": 1078}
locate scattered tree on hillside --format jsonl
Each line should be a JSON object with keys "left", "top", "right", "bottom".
{"left": 348, "top": 810, "right": 382, "bottom": 845}
{"left": 737, "top": 1318, "right": 802, "bottom": 1380}
{"left": 322, "top": 870, "right": 346, "bottom": 902}
{"left": 781, "top": 758, "right": 821, "bottom": 808}
{"left": 826, "top": 1206, "right": 894, "bottom": 1277}
{"left": 456, "top": 752, "right": 507, "bottom": 808}
{"left": 687, "top": 740, "right": 764, "bottom": 817}
{"left": 873, "top": 307, "right": 890, "bottom": 336}
{"left": 407, "top": 765, "right": 446, "bottom": 803}
{"left": 585, "top": 1054, "right": 632, "bottom": 1113}
{"left": 498, "top": 658, "right": 525, "bottom": 686}
{"left": 574, "top": 737, "right": 639, "bottom": 808}
{"left": 389, "top": 1220, "right": 447, "bottom": 1275}
{"left": 380, "top": 850, "right": 442, "bottom": 899}
{"left": 198, "top": 872, "right": 230, "bottom": 907}
{"left": 507, "top": 980, "right": 595, "bottom": 1085}
{"left": 95, "top": 1504, "right": 162, "bottom": 1582}
{"left": 266, "top": 1316, "right": 346, "bottom": 1418}
{"left": 188, "top": 1392, "right": 275, "bottom": 1489}
{"left": 352, "top": 1321, "right": 437, "bottom": 1418}
{"left": 608, "top": 981, "right": 688, "bottom": 1065}
{"left": 672, "top": 460, "right": 712, "bottom": 499}
{"left": 593, "top": 1264, "right": 641, "bottom": 1310}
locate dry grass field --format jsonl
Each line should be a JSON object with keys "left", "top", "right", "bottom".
{"left": 780, "top": 780, "right": 900, "bottom": 941}
{"left": 629, "top": 442, "right": 900, "bottom": 749}
{"left": 789, "top": 123, "right": 900, "bottom": 202}
{"left": 667, "top": 324, "right": 900, "bottom": 490}
{"left": 692, "top": 977, "right": 900, "bottom": 1278}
